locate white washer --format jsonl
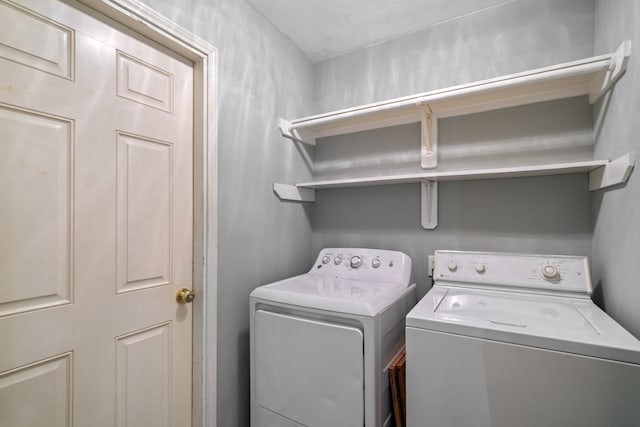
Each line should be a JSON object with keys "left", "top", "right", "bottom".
{"left": 406, "top": 250, "right": 640, "bottom": 427}
{"left": 250, "top": 248, "right": 416, "bottom": 427}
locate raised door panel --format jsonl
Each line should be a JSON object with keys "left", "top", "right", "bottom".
{"left": 0, "top": 1, "right": 74, "bottom": 79}
{"left": 115, "top": 323, "right": 171, "bottom": 427}
{"left": 116, "top": 131, "right": 172, "bottom": 293}
{"left": 0, "top": 104, "right": 72, "bottom": 317}
{"left": 0, "top": 352, "right": 73, "bottom": 426}
{"left": 116, "top": 51, "right": 173, "bottom": 113}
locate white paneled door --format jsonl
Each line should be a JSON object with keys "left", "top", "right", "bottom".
{"left": 0, "top": 0, "right": 194, "bottom": 425}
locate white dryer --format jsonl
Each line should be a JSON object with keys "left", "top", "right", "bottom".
{"left": 250, "top": 248, "right": 416, "bottom": 427}
{"left": 406, "top": 250, "right": 640, "bottom": 427}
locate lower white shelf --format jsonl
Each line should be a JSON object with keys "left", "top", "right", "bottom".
{"left": 273, "top": 154, "right": 634, "bottom": 230}
{"left": 295, "top": 159, "right": 610, "bottom": 189}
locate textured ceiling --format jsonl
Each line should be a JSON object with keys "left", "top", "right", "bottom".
{"left": 246, "top": 0, "right": 515, "bottom": 62}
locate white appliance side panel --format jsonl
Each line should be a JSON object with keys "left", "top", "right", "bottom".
{"left": 255, "top": 310, "right": 364, "bottom": 427}
{"left": 406, "top": 328, "right": 640, "bottom": 427}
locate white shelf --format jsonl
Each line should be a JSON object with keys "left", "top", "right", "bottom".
{"left": 295, "top": 160, "right": 609, "bottom": 189}
{"left": 280, "top": 41, "right": 631, "bottom": 169}
{"left": 274, "top": 41, "right": 634, "bottom": 230}
{"left": 273, "top": 155, "right": 635, "bottom": 230}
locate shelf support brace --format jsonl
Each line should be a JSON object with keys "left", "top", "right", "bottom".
{"left": 590, "top": 40, "right": 631, "bottom": 103}
{"left": 589, "top": 152, "right": 634, "bottom": 191}
{"left": 421, "top": 180, "right": 438, "bottom": 229}
{"left": 273, "top": 183, "right": 316, "bottom": 202}
{"left": 419, "top": 104, "right": 438, "bottom": 169}
{"left": 279, "top": 118, "right": 316, "bottom": 145}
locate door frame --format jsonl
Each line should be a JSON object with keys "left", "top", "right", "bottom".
{"left": 74, "top": 1, "right": 218, "bottom": 425}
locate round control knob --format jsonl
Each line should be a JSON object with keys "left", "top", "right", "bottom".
{"left": 540, "top": 264, "right": 560, "bottom": 281}
{"left": 322, "top": 255, "right": 330, "bottom": 264}
{"left": 447, "top": 261, "right": 458, "bottom": 272}
{"left": 475, "top": 263, "right": 486, "bottom": 274}
{"left": 350, "top": 256, "right": 362, "bottom": 268}
{"left": 372, "top": 259, "right": 381, "bottom": 269}
{"left": 334, "top": 256, "right": 343, "bottom": 265}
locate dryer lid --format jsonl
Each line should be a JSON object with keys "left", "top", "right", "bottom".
{"left": 250, "top": 273, "right": 413, "bottom": 316}
{"left": 407, "top": 286, "right": 640, "bottom": 365}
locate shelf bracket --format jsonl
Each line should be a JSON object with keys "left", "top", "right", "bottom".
{"left": 589, "top": 152, "right": 634, "bottom": 191}
{"left": 273, "top": 183, "right": 316, "bottom": 202}
{"left": 421, "top": 180, "right": 438, "bottom": 229}
{"left": 419, "top": 104, "right": 438, "bottom": 169}
{"left": 279, "top": 118, "right": 316, "bottom": 145}
{"left": 589, "top": 40, "right": 631, "bottom": 103}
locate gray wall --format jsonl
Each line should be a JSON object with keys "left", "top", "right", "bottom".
{"left": 312, "top": 0, "right": 597, "bottom": 298}
{"left": 592, "top": 0, "right": 640, "bottom": 338}
{"left": 314, "top": 0, "right": 595, "bottom": 113}
{"left": 314, "top": 175, "right": 594, "bottom": 297}
{"left": 136, "top": 1, "right": 315, "bottom": 425}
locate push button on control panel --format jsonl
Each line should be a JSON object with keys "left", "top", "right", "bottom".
{"left": 350, "top": 256, "right": 362, "bottom": 268}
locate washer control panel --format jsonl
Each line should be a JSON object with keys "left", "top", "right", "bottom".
{"left": 312, "top": 248, "right": 411, "bottom": 286}
{"left": 434, "top": 250, "right": 592, "bottom": 294}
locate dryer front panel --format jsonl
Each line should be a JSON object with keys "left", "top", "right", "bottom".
{"left": 254, "top": 310, "right": 364, "bottom": 427}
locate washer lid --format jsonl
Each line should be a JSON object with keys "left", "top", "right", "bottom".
{"left": 250, "top": 273, "right": 412, "bottom": 316}
{"left": 406, "top": 286, "right": 640, "bottom": 364}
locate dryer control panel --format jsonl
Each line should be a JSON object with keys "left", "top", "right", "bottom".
{"left": 433, "top": 250, "right": 592, "bottom": 295}
{"left": 312, "top": 248, "right": 412, "bottom": 287}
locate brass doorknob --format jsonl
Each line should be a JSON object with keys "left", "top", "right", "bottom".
{"left": 176, "top": 288, "right": 195, "bottom": 304}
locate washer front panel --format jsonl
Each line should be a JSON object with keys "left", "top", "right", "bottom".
{"left": 406, "top": 328, "right": 640, "bottom": 427}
